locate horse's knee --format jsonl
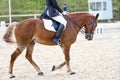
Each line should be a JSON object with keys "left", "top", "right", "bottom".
{"left": 65, "top": 56, "right": 70, "bottom": 62}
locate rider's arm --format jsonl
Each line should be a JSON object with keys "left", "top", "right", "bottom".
{"left": 51, "top": 0, "right": 63, "bottom": 13}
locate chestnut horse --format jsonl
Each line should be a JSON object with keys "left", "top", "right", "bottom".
{"left": 3, "top": 12, "right": 99, "bottom": 78}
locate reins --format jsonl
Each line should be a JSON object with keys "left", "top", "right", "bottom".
{"left": 64, "top": 15, "right": 85, "bottom": 34}
{"left": 64, "top": 14, "right": 97, "bottom": 34}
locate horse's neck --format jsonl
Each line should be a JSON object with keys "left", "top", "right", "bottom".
{"left": 66, "top": 14, "right": 84, "bottom": 33}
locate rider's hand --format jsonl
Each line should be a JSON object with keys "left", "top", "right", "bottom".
{"left": 62, "top": 12, "right": 65, "bottom": 15}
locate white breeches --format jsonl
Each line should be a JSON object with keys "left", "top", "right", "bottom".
{"left": 47, "top": 10, "right": 67, "bottom": 27}
{"left": 51, "top": 14, "right": 67, "bottom": 27}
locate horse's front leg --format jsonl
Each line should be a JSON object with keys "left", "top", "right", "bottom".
{"left": 62, "top": 45, "right": 75, "bottom": 75}
{"left": 52, "top": 61, "right": 66, "bottom": 71}
{"left": 52, "top": 44, "right": 75, "bottom": 75}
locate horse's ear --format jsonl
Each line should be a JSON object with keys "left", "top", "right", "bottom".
{"left": 95, "top": 13, "right": 99, "bottom": 19}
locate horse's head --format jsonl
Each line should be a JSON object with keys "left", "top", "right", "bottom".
{"left": 65, "top": 12, "right": 99, "bottom": 40}
{"left": 84, "top": 13, "right": 99, "bottom": 40}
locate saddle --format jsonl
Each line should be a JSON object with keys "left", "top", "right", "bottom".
{"left": 42, "top": 19, "right": 60, "bottom": 32}
{"left": 51, "top": 20, "right": 60, "bottom": 31}
{"left": 40, "top": 13, "right": 60, "bottom": 32}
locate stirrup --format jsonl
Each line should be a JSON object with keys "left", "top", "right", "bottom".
{"left": 53, "top": 39, "right": 61, "bottom": 45}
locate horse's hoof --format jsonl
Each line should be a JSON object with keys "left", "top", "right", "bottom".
{"left": 9, "top": 75, "right": 15, "bottom": 78}
{"left": 52, "top": 65, "right": 56, "bottom": 71}
{"left": 38, "top": 72, "right": 44, "bottom": 76}
{"left": 70, "top": 72, "right": 76, "bottom": 75}
{"left": 68, "top": 70, "right": 76, "bottom": 75}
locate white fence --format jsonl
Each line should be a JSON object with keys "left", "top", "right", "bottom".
{"left": 0, "top": 14, "right": 40, "bottom": 27}
{"left": 96, "top": 22, "right": 120, "bottom": 34}
{"left": 0, "top": 14, "right": 40, "bottom": 18}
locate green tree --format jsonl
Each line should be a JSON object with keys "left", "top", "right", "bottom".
{"left": 112, "top": 0, "right": 120, "bottom": 20}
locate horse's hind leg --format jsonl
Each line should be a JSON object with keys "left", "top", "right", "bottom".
{"left": 9, "top": 44, "right": 25, "bottom": 78}
{"left": 25, "top": 40, "right": 43, "bottom": 76}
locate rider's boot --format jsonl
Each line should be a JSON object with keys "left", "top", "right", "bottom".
{"left": 53, "top": 24, "right": 64, "bottom": 45}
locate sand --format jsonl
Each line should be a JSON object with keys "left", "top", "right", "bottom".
{"left": 0, "top": 23, "right": 120, "bottom": 80}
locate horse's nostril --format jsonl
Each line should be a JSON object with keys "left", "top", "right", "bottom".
{"left": 85, "top": 34, "right": 93, "bottom": 40}
{"left": 88, "top": 38, "right": 92, "bottom": 41}
{"left": 85, "top": 35, "right": 89, "bottom": 39}
{"left": 88, "top": 34, "right": 93, "bottom": 40}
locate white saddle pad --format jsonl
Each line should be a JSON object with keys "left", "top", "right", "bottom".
{"left": 43, "top": 19, "right": 56, "bottom": 32}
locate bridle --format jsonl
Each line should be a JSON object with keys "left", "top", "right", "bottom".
{"left": 85, "top": 16, "right": 97, "bottom": 34}
{"left": 64, "top": 15, "right": 85, "bottom": 34}
{"left": 64, "top": 15, "right": 96, "bottom": 35}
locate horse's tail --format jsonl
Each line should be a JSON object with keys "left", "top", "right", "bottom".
{"left": 3, "top": 22, "right": 18, "bottom": 43}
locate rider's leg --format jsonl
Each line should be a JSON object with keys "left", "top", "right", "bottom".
{"left": 52, "top": 14, "right": 67, "bottom": 45}
{"left": 52, "top": 14, "right": 67, "bottom": 28}
{"left": 53, "top": 24, "right": 64, "bottom": 44}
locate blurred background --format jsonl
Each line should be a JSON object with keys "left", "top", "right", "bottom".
{"left": 0, "top": 0, "right": 119, "bottom": 22}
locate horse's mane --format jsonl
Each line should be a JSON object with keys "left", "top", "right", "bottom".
{"left": 67, "top": 12, "right": 94, "bottom": 17}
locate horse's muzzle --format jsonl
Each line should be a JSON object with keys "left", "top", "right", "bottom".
{"left": 85, "top": 33, "right": 93, "bottom": 41}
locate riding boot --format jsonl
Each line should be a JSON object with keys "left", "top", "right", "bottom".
{"left": 53, "top": 24, "right": 64, "bottom": 45}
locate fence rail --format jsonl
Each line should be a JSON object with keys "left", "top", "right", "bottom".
{"left": 0, "top": 14, "right": 40, "bottom": 18}
{"left": 0, "top": 14, "right": 41, "bottom": 26}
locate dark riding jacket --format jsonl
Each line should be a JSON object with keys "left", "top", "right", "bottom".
{"left": 40, "top": 0, "right": 63, "bottom": 19}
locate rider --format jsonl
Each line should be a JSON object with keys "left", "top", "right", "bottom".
{"left": 40, "top": 0, "right": 67, "bottom": 45}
